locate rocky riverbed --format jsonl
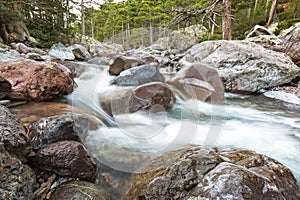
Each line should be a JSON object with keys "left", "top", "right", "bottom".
{"left": 1, "top": 23, "right": 300, "bottom": 200}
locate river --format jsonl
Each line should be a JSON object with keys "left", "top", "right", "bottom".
{"left": 67, "top": 63, "right": 300, "bottom": 184}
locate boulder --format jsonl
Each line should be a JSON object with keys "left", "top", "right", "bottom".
{"left": 109, "top": 56, "right": 144, "bottom": 76}
{"left": 0, "top": 145, "right": 36, "bottom": 200}
{"left": 124, "top": 146, "right": 300, "bottom": 200}
{"left": 156, "top": 24, "right": 207, "bottom": 53}
{"left": 263, "top": 90, "right": 300, "bottom": 105}
{"left": 29, "top": 140, "right": 97, "bottom": 181}
{"left": 28, "top": 113, "right": 89, "bottom": 151}
{"left": 280, "top": 22, "right": 300, "bottom": 66}
{"left": 167, "top": 63, "right": 224, "bottom": 102}
{"left": 68, "top": 44, "right": 91, "bottom": 60}
{"left": 113, "top": 64, "right": 165, "bottom": 86}
{"left": 16, "top": 42, "right": 30, "bottom": 54}
{"left": 48, "top": 43, "right": 75, "bottom": 61}
{"left": 58, "top": 61, "right": 87, "bottom": 78}
{"left": 100, "top": 82, "right": 176, "bottom": 115}
{"left": 50, "top": 180, "right": 111, "bottom": 200}
{"left": 0, "top": 105, "right": 31, "bottom": 158}
{"left": 245, "top": 35, "right": 285, "bottom": 52}
{"left": 181, "top": 40, "right": 300, "bottom": 93}
{"left": 0, "top": 58, "right": 75, "bottom": 101}
{"left": 88, "top": 56, "right": 110, "bottom": 66}
{"left": 124, "top": 50, "right": 157, "bottom": 64}
{"left": 0, "top": 76, "right": 11, "bottom": 99}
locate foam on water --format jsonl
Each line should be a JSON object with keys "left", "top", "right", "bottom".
{"left": 70, "top": 66, "right": 300, "bottom": 182}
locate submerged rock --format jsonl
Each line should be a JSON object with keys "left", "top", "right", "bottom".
{"left": 263, "top": 90, "right": 300, "bottom": 105}
{"left": 50, "top": 180, "right": 111, "bottom": 200}
{"left": 29, "top": 140, "right": 97, "bottom": 180}
{"left": 0, "top": 58, "right": 75, "bottom": 101}
{"left": 0, "top": 105, "right": 31, "bottom": 158}
{"left": 109, "top": 56, "right": 144, "bottom": 76}
{"left": 181, "top": 40, "right": 300, "bottom": 93}
{"left": 113, "top": 64, "right": 165, "bottom": 86}
{"left": 48, "top": 43, "right": 75, "bottom": 61}
{"left": 167, "top": 62, "right": 224, "bottom": 102}
{"left": 0, "top": 146, "right": 36, "bottom": 200}
{"left": 124, "top": 146, "right": 300, "bottom": 200}
{"left": 28, "top": 113, "right": 89, "bottom": 151}
{"left": 100, "top": 82, "right": 176, "bottom": 115}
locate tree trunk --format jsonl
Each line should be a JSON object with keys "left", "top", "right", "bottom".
{"left": 267, "top": 0, "right": 278, "bottom": 25}
{"left": 222, "top": 0, "right": 232, "bottom": 40}
{"left": 81, "top": 0, "right": 85, "bottom": 38}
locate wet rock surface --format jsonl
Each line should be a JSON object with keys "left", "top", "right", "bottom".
{"left": 28, "top": 113, "right": 89, "bottom": 151}
{"left": 58, "top": 60, "right": 87, "bottom": 77}
{"left": 100, "top": 82, "right": 176, "bottom": 115}
{"left": 0, "top": 105, "right": 31, "bottom": 158}
{"left": 29, "top": 140, "right": 97, "bottom": 180}
{"left": 0, "top": 146, "right": 36, "bottom": 200}
{"left": 0, "top": 58, "right": 75, "bottom": 101}
{"left": 50, "top": 180, "right": 111, "bottom": 200}
{"left": 109, "top": 56, "right": 144, "bottom": 76}
{"left": 181, "top": 40, "right": 300, "bottom": 93}
{"left": 124, "top": 146, "right": 300, "bottom": 200}
{"left": 167, "top": 62, "right": 224, "bottom": 102}
{"left": 113, "top": 64, "right": 165, "bottom": 86}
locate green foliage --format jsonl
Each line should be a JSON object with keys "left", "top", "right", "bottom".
{"left": 274, "top": 18, "right": 300, "bottom": 35}
{"left": 1, "top": 0, "right": 300, "bottom": 46}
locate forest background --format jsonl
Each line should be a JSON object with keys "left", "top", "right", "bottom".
{"left": 0, "top": 0, "right": 299, "bottom": 48}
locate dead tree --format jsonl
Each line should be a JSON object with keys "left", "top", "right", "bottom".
{"left": 222, "top": 0, "right": 232, "bottom": 40}
{"left": 267, "top": 0, "right": 278, "bottom": 25}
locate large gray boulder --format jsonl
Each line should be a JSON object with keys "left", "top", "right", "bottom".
{"left": 124, "top": 146, "right": 300, "bottom": 200}
{"left": 48, "top": 43, "right": 75, "bottom": 61}
{"left": 68, "top": 44, "right": 91, "bottom": 60}
{"left": 156, "top": 24, "right": 207, "bottom": 54}
{"left": 181, "top": 40, "right": 300, "bottom": 93}
{"left": 113, "top": 64, "right": 165, "bottom": 86}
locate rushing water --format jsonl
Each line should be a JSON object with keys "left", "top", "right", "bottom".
{"left": 67, "top": 64, "right": 300, "bottom": 183}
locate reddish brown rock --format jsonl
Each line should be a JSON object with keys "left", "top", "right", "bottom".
{"left": 100, "top": 82, "right": 176, "bottom": 115}
{"left": 0, "top": 58, "right": 75, "bottom": 101}
{"left": 28, "top": 113, "right": 89, "bottom": 151}
{"left": 124, "top": 146, "right": 300, "bottom": 200}
{"left": 167, "top": 63, "right": 224, "bottom": 103}
{"left": 29, "top": 140, "right": 96, "bottom": 181}
{"left": 109, "top": 56, "right": 144, "bottom": 76}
